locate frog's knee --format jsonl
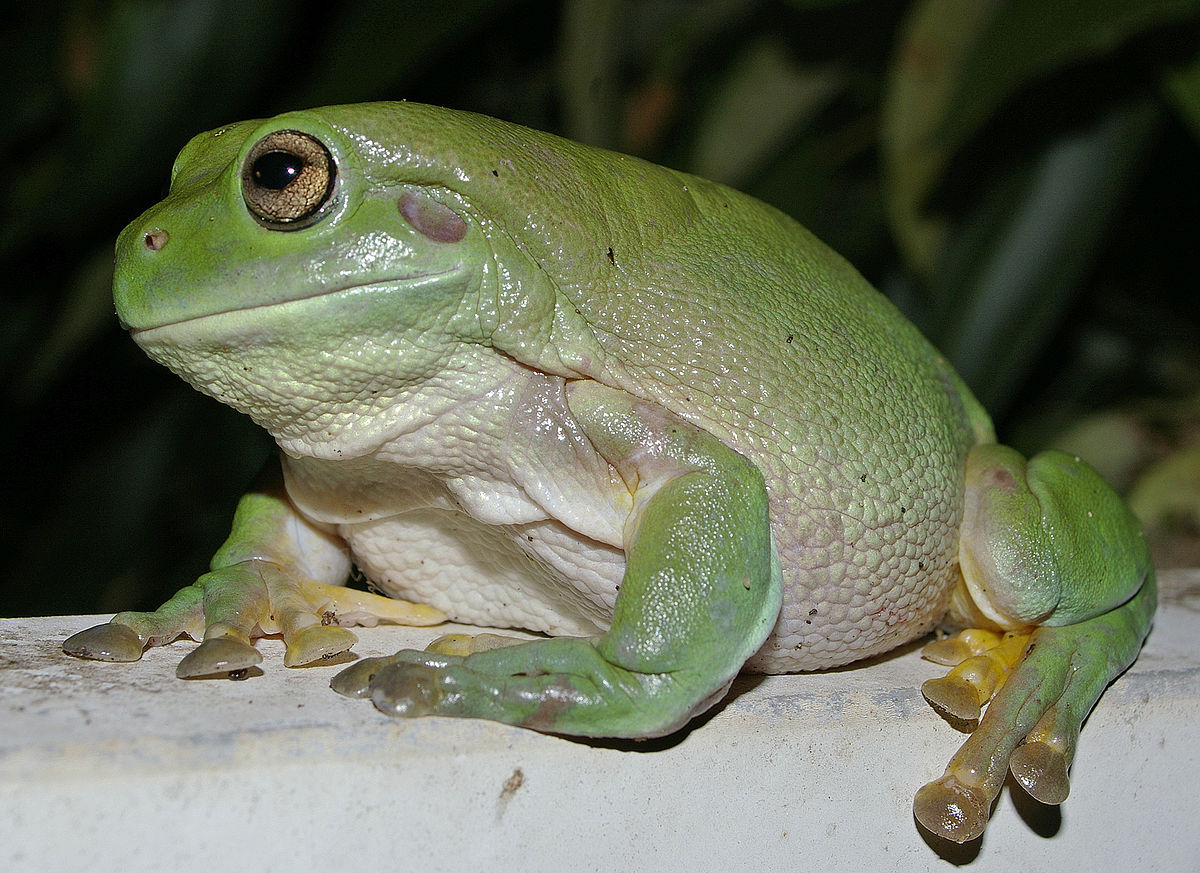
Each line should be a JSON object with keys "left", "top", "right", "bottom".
{"left": 955, "top": 445, "right": 1150, "bottom": 631}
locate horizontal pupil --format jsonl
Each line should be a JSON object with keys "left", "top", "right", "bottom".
{"left": 253, "top": 151, "right": 303, "bottom": 190}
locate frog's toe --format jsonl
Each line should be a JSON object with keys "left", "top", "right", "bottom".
{"left": 920, "top": 629, "right": 1030, "bottom": 723}
{"left": 370, "top": 660, "right": 453, "bottom": 718}
{"left": 1009, "top": 739, "right": 1071, "bottom": 805}
{"left": 63, "top": 589, "right": 205, "bottom": 664}
{"left": 273, "top": 578, "right": 442, "bottom": 667}
{"left": 292, "top": 578, "right": 445, "bottom": 628}
{"left": 282, "top": 624, "right": 358, "bottom": 667}
{"left": 62, "top": 622, "right": 145, "bottom": 662}
{"left": 329, "top": 655, "right": 400, "bottom": 698}
{"left": 176, "top": 634, "right": 263, "bottom": 678}
{"left": 341, "top": 638, "right": 723, "bottom": 738}
{"left": 912, "top": 774, "right": 991, "bottom": 844}
{"left": 333, "top": 651, "right": 478, "bottom": 716}
{"left": 423, "top": 632, "right": 529, "bottom": 656}
{"left": 362, "top": 650, "right": 593, "bottom": 728}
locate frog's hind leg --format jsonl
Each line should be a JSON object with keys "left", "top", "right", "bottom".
{"left": 913, "top": 444, "right": 1156, "bottom": 843}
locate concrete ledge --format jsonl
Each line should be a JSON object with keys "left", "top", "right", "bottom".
{"left": 3, "top": 569, "right": 1198, "bottom": 872}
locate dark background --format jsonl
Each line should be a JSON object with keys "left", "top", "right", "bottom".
{"left": 4, "top": 0, "right": 1199, "bottom": 618}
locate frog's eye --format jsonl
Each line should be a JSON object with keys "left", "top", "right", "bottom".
{"left": 241, "top": 130, "right": 335, "bottom": 228}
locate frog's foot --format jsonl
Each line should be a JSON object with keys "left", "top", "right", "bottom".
{"left": 63, "top": 561, "right": 444, "bottom": 678}
{"left": 331, "top": 637, "right": 722, "bottom": 739}
{"left": 912, "top": 572, "right": 1157, "bottom": 843}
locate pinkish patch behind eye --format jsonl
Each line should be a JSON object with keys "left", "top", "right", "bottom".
{"left": 399, "top": 191, "right": 467, "bottom": 243}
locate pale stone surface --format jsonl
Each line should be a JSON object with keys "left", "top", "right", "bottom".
{"left": 2, "top": 569, "right": 1197, "bottom": 872}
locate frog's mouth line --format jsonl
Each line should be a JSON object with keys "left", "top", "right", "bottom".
{"left": 125, "top": 268, "right": 463, "bottom": 336}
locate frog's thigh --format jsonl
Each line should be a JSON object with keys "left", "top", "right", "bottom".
{"left": 915, "top": 445, "right": 1155, "bottom": 843}
{"left": 333, "top": 382, "right": 784, "bottom": 739}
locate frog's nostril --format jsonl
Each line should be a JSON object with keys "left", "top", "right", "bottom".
{"left": 143, "top": 228, "right": 169, "bottom": 251}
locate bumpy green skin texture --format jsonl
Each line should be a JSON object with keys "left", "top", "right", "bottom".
{"left": 79, "top": 102, "right": 1154, "bottom": 837}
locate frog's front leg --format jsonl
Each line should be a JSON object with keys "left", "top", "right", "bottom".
{"left": 63, "top": 465, "right": 444, "bottom": 676}
{"left": 914, "top": 445, "right": 1155, "bottom": 843}
{"left": 332, "top": 381, "right": 784, "bottom": 738}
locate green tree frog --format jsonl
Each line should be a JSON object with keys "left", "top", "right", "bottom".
{"left": 65, "top": 102, "right": 1155, "bottom": 843}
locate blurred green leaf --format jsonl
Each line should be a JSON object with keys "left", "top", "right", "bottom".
{"left": 882, "top": 0, "right": 1200, "bottom": 276}
{"left": 929, "top": 98, "right": 1159, "bottom": 414}
{"left": 15, "top": 248, "right": 114, "bottom": 402}
{"left": 558, "top": 0, "right": 627, "bottom": 147}
{"left": 3, "top": 0, "right": 297, "bottom": 255}
{"left": 296, "top": 0, "right": 526, "bottom": 107}
{"left": 1164, "top": 46, "right": 1200, "bottom": 139}
{"left": 689, "top": 39, "right": 843, "bottom": 186}
{"left": 558, "top": 0, "right": 767, "bottom": 150}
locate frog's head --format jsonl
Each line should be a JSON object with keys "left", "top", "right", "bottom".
{"left": 115, "top": 104, "right": 532, "bottom": 455}
{"left": 116, "top": 102, "right": 706, "bottom": 455}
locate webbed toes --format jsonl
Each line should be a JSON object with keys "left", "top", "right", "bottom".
{"left": 62, "top": 622, "right": 145, "bottom": 662}
{"left": 913, "top": 774, "right": 990, "bottom": 843}
{"left": 176, "top": 635, "right": 263, "bottom": 678}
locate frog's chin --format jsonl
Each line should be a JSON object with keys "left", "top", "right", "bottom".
{"left": 125, "top": 270, "right": 480, "bottom": 458}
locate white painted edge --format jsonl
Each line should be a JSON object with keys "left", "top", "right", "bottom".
{"left": 2, "top": 569, "right": 1198, "bottom": 873}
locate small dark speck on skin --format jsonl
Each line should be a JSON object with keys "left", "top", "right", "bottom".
{"left": 606, "top": 246, "right": 615, "bottom": 265}
{"left": 808, "top": 608, "right": 818, "bottom": 616}
{"left": 786, "top": 335, "right": 793, "bottom": 343}
{"left": 492, "top": 169, "right": 499, "bottom": 176}
{"left": 860, "top": 474, "right": 867, "bottom": 483}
